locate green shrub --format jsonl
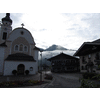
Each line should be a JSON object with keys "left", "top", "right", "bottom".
{"left": 12, "top": 70, "right": 17, "bottom": 75}
{"left": 82, "top": 72, "right": 98, "bottom": 79}
{"left": 25, "top": 70, "right": 29, "bottom": 75}
{"left": 80, "top": 78, "right": 96, "bottom": 88}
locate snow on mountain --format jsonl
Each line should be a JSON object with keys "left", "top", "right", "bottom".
{"left": 45, "top": 44, "right": 68, "bottom": 51}
{"left": 38, "top": 44, "right": 77, "bottom": 66}
{"left": 38, "top": 49, "right": 77, "bottom": 66}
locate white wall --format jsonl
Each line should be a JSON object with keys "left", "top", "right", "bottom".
{"left": 0, "top": 47, "right": 5, "bottom": 74}
{"left": 4, "top": 61, "right": 38, "bottom": 76}
{"left": 7, "top": 28, "right": 35, "bottom": 45}
{"left": 34, "top": 50, "right": 39, "bottom": 72}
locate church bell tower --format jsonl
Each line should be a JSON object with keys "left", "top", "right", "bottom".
{"left": 0, "top": 13, "right": 12, "bottom": 44}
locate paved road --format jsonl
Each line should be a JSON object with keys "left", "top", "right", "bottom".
{"left": 44, "top": 72, "right": 82, "bottom": 88}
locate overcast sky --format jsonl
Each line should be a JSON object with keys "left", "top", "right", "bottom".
{"left": 0, "top": 13, "right": 100, "bottom": 50}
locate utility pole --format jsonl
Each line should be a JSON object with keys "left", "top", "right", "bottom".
{"left": 40, "top": 50, "right": 43, "bottom": 81}
{"left": 45, "top": 58, "right": 47, "bottom": 75}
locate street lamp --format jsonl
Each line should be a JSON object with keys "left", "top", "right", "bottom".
{"left": 40, "top": 50, "right": 43, "bottom": 81}
{"left": 45, "top": 58, "right": 47, "bottom": 75}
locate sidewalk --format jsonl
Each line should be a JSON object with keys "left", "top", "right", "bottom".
{"left": 0, "top": 71, "right": 49, "bottom": 82}
{"left": 21, "top": 71, "right": 52, "bottom": 88}
{"left": 0, "top": 71, "right": 52, "bottom": 88}
{"left": 21, "top": 81, "right": 51, "bottom": 88}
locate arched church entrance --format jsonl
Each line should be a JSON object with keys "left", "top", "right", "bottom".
{"left": 17, "top": 64, "right": 25, "bottom": 75}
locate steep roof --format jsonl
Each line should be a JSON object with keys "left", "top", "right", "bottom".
{"left": 48, "top": 53, "right": 79, "bottom": 61}
{"left": 74, "top": 39, "right": 100, "bottom": 56}
{"left": 5, "top": 53, "right": 36, "bottom": 61}
{"left": 33, "top": 46, "right": 40, "bottom": 51}
{"left": 92, "top": 39, "right": 100, "bottom": 43}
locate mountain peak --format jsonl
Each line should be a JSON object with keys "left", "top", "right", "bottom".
{"left": 45, "top": 44, "right": 68, "bottom": 51}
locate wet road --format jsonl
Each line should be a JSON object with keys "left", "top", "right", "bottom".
{"left": 44, "top": 72, "right": 82, "bottom": 88}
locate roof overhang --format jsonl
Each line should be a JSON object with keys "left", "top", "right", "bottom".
{"left": 48, "top": 53, "right": 79, "bottom": 61}
{"left": 74, "top": 42, "right": 100, "bottom": 56}
{"left": 5, "top": 53, "right": 36, "bottom": 62}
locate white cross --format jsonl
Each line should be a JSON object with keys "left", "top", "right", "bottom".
{"left": 21, "top": 23, "right": 24, "bottom": 28}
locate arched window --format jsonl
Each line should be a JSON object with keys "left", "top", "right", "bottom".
{"left": 19, "top": 44, "right": 23, "bottom": 51}
{"left": 15, "top": 45, "right": 19, "bottom": 51}
{"left": 24, "top": 46, "right": 28, "bottom": 52}
{"left": 30, "top": 67, "right": 33, "bottom": 71}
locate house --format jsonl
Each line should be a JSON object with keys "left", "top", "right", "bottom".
{"left": 48, "top": 52, "right": 79, "bottom": 72}
{"left": 0, "top": 13, "right": 40, "bottom": 76}
{"left": 74, "top": 39, "right": 100, "bottom": 73}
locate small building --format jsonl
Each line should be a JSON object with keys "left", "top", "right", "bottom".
{"left": 48, "top": 53, "right": 79, "bottom": 72}
{"left": 0, "top": 13, "right": 40, "bottom": 76}
{"left": 74, "top": 39, "right": 100, "bottom": 73}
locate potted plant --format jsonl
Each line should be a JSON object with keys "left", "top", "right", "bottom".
{"left": 12, "top": 70, "right": 17, "bottom": 75}
{"left": 25, "top": 70, "right": 29, "bottom": 75}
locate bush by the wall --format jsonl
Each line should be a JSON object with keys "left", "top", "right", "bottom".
{"left": 12, "top": 70, "right": 17, "bottom": 75}
{"left": 82, "top": 72, "right": 98, "bottom": 79}
{"left": 25, "top": 70, "right": 29, "bottom": 75}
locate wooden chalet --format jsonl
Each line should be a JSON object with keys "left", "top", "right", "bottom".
{"left": 74, "top": 39, "right": 100, "bottom": 73}
{"left": 48, "top": 53, "right": 79, "bottom": 72}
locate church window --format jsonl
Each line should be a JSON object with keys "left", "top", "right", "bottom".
{"left": 21, "top": 31, "right": 24, "bottom": 35}
{"left": 15, "top": 45, "right": 19, "bottom": 51}
{"left": 24, "top": 46, "right": 28, "bottom": 52}
{"left": 2, "top": 32, "right": 7, "bottom": 40}
{"left": 30, "top": 67, "right": 33, "bottom": 71}
{"left": 19, "top": 44, "right": 23, "bottom": 51}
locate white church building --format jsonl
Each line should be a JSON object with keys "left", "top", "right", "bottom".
{"left": 0, "top": 13, "right": 40, "bottom": 76}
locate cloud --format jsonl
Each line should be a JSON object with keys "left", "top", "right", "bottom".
{"left": 67, "top": 28, "right": 75, "bottom": 30}
{"left": 1, "top": 13, "right": 100, "bottom": 50}
{"left": 39, "top": 29, "right": 47, "bottom": 31}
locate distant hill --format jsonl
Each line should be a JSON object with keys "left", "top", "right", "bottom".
{"left": 38, "top": 49, "right": 77, "bottom": 66}
{"left": 38, "top": 44, "right": 77, "bottom": 66}
{"left": 45, "top": 44, "right": 68, "bottom": 51}
{"left": 39, "top": 48, "right": 45, "bottom": 51}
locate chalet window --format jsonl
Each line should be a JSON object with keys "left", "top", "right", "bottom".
{"left": 85, "top": 65, "right": 87, "bottom": 70}
{"left": 2, "top": 32, "right": 7, "bottom": 40}
{"left": 88, "top": 54, "right": 91, "bottom": 59}
{"left": 81, "top": 66, "right": 84, "bottom": 70}
{"left": 95, "top": 52, "right": 100, "bottom": 60}
{"left": 82, "top": 56, "right": 86, "bottom": 63}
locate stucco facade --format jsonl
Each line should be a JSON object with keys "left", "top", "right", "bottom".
{"left": 0, "top": 13, "right": 40, "bottom": 76}
{"left": 4, "top": 61, "right": 38, "bottom": 76}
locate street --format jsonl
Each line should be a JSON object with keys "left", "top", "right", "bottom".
{"left": 44, "top": 72, "right": 82, "bottom": 88}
